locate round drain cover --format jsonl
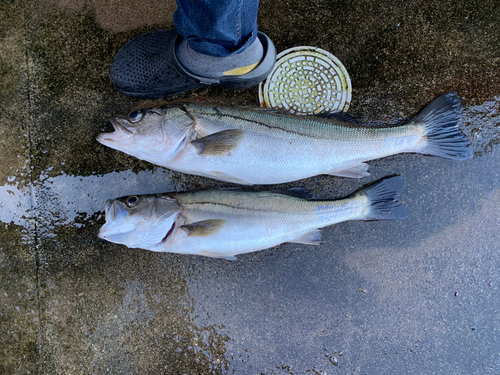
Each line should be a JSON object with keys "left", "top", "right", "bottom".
{"left": 259, "top": 46, "right": 352, "bottom": 115}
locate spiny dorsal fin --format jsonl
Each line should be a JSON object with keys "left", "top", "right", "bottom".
{"left": 180, "top": 219, "right": 226, "bottom": 237}
{"left": 191, "top": 129, "right": 244, "bottom": 156}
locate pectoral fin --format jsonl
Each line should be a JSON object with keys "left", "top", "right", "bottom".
{"left": 191, "top": 129, "right": 244, "bottom": 156}
{"left": 289, "top": 229, "right": 324, "bottom": 245}
{"left": 330, "top": 163, "right": 370, "bottom": 178}
{"left": 198, "top": 251, "right": 238, "bottom": 260}
{"left": 180, "top": 219, "right": 226, "bottom": 237}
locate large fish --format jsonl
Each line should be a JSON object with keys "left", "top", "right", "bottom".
{"left": 97, "top": 92, "right": 472, "bottom": 185}
{"left": 98, "top": 176, "right": 407, "bottom": 259}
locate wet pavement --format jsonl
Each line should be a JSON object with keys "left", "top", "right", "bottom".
{"left": 1, "top": 0, "right": 500, "bottom": 374}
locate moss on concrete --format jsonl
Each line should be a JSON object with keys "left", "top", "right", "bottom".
{"left": 37, "top": 229, "right": 230, "bottom": 374}
{"left": 259, "top": 0, "right": 500, "bottom": 117}
{"left": 0, "top": 224, "right": 39, "bottom": 375}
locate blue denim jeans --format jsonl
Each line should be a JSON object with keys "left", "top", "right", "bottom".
{"left": 174, "top": 0, "right": 259, "bottom": 57}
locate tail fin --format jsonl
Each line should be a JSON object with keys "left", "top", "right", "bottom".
{"left": 358, "top": 176, "right": 408, "bottom": 220}
{"left": 413, "top": 92, "right": 473, "bottom": 160}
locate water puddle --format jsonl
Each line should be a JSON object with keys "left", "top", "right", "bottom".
{"left": 0, "top": 182, "right": 31, "bottom": 226}
{"left": 1, "top": 168, "right": 176, "bottom": 239}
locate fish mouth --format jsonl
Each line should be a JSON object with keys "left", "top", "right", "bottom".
{"left": 98, "top": 199, "right": 134, "bottom": 240}
{"left": 96, "top": 119, "right": 134, "bottom": 145}
{"left": 105, "top": 199, "right": 115, "bottom": 218}
{"left": 98, "top": 200, "right": 118, "bottom": 239}
{"left": 111, "top": 118, "right": 135, "bottom": 134}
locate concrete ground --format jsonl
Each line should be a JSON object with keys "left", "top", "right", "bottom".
{"left": 1, "top": 0, "right": 500, "bottom": 374}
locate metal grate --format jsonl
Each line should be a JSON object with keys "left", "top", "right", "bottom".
{"left": 259, "top": 46, "right": 352, "bottom": 115}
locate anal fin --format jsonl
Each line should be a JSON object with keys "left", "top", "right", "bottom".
{"left": 181, "top": 219, "right": 226, "bottom": 237}
{"left": 330, "top": 162, "right": 370, "bottom": 178}
{"left": 198, "top": 251, "right": 238, "bottom": 260}
{"left": 209, "top": 171, "right": 252, "bottom": 185}
{"left": 289, "top": 229, "right": 324, "bottom": 245}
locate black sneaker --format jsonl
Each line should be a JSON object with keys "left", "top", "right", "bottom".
{"left": 110, "top": 30, "right": 276, "bottom": 99}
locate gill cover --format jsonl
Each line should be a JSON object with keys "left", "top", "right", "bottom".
{"left": 98, "top": 194, "right": 181, "bottom": 249}
{"left": 96, "top": 106, "right": 195, "bottom": 164}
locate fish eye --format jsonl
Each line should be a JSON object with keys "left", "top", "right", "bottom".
{"left": 128, "top": 109, "right": 144, "bottom": 123}
{"left": 126, "top": 195, "right": 139, "bottom": 207}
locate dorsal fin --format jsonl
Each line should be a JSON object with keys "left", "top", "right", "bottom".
{"left": 272, "top": 187, "right": 313, "bottom": 200}
{"left": 316, "top": 111, "right": 361, "bottom": 126}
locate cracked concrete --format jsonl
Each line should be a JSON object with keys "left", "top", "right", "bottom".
{"left": 1, "top": 0, "right": 500, "bottom": 374}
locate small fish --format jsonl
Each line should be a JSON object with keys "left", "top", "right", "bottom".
{"left": 97, "top": 93, "right": 472, "bottom": 185}
{"left": 98, "top": 176, "right": 408, "bottom": 259}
